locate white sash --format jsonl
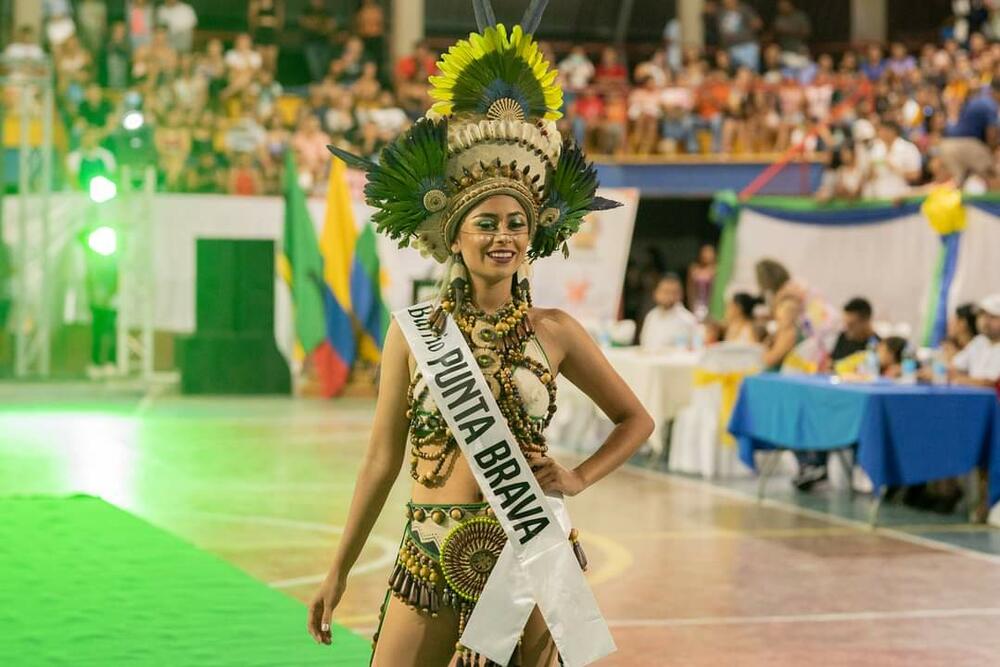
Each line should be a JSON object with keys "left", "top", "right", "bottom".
{"left": 395, "top": 302, "right": 616, "bottom": 667}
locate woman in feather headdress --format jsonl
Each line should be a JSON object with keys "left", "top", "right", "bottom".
{"left": 306, "top": 3, "right": 653, "bottom": 665}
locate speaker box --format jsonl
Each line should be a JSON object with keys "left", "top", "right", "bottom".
{"left": 178, "top": 239, "right": 290, "bottom": 394}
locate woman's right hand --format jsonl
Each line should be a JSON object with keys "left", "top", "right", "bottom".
{"left": 307, "top": 571, "right": 346, "bottom": 645}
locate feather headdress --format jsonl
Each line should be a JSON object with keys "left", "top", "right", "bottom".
{"left": 327, "top": 0, "right": 620, "bottom": 264}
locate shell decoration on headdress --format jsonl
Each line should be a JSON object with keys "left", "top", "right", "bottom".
{"left": 327, "top": 0, "right": 621, "bottom": 265}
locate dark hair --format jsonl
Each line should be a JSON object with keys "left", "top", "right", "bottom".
{"left": 880, "top": 120, "right": 902, "bottom": 136}
{"left": 731, "top": 292, "right": 760, "bottom": 319}
{"left": 844, "top": 297, "right": 873, "bottom": 320}
{"left": 658, "top": 272, "right": 682, "bottom": 286}
{"left": 881, "top": 336, "right": 906, "bottom": 365}
{"left": 955, "top": 302, "right": 979, "bottom": 337}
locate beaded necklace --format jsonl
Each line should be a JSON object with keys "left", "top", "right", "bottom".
{"left": 406, "top": 286, "right": 557, "bottom": 488}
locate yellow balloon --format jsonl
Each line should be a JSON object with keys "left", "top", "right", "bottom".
{"left": 921, "top": 184, "right": 967, "bottom": 236}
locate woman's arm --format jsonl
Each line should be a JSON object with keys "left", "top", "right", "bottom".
{"left": 326, "top": 319, "right": 409, "bottom": 577}
{"left": 532, "top": 311, "right": 654, "bottom": 496}
{"left": 762, "top": 326, "right": 796, "bottom": 368}
{"left": 308, "top": 318, "right": 410, "bottom": 643}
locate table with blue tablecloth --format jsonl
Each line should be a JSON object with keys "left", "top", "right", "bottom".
{"left": 728, "top": 374, "right": 1000, "bottom": 512}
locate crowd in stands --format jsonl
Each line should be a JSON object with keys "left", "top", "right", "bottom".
{"left": 3, "top": 0, "right": 1000, "bottom": 199}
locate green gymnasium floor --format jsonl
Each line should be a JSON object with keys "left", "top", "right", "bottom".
{"left": 3, "top": 382, "right": 1000, "bottom": 666}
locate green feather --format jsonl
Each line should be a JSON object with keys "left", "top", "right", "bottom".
{"left": 529, "top": 141, "right": 600, "bottom": 260}
{"left": 363, "top": 118, "right": 449, "bottom": 242}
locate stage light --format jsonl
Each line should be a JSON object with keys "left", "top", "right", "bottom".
{"left": 87, "top": 226, "right": 118, "bottom": 257}
{"left": 88, "top": 176, "right": 117, "bottom": 203}
{"left": 122, "top": 111, "right": 145, "bottom": 131}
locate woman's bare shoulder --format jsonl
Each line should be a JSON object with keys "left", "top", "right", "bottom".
{"left": 529, "top": 306, "right": 581, "bottom": 335}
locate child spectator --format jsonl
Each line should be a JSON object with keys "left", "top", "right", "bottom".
{"left": 228, "top": 153, "right": 263, "bottom": 195}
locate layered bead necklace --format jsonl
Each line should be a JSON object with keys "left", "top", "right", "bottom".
{"left": 406, "top": 285, "right": 557, "bottom": 487}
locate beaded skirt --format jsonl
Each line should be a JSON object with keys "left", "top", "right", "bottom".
{"left": 371, "top": 501, "right": 586, "bottom": 667}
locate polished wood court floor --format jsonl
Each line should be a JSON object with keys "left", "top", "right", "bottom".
{"left": 3, "top": 383, "right": 1000, "bottom": 666}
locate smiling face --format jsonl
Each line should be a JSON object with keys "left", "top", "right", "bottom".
{"left": 450, "top": 195, "right": 530, "bottom": 284}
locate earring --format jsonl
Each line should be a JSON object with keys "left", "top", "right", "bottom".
{"left": 429, "top": 252, "right": 468, "bottom": 334}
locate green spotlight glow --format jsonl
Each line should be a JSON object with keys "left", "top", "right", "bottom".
{"left": 87, "top": 226, "right": 118, "bottom": 256}
{"left": 88, "top": 176, "right": 117, "bottom": 203}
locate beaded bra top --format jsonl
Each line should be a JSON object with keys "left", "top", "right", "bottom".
{"left": 405, "top": 292, "right": 557, "bottom": 488}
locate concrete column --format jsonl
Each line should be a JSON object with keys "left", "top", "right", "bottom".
{"left": 851, "top": 0, "right": 887, "bottom": 44}
{"left": 391, "top": 0, "right": 425, "bottom": 62}
{"left": 12, "top": 0, "right": 42, "bottom": 34}
{"left": 678, "top": 0, "right": 705, "bottom": 48}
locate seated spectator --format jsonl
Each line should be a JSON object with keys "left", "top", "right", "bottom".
{"left": 248, "top": 0, "right": 284, "bottom": 73}
{"left": 291, "top": 113, "right": 331, "bottom": 190}
{"left": 696, "top": 69, "right": 730, "bottom": 152}
{"left": 639, "top": 275, "right": 698, "bottom": 349}
{"left": 723, "top": 292, "right": 761, "bottom": 344}
{"left": 717, "top": 0, "right": 762, "bottom": 72}
{"left": 861, "top": 44, "right": 885, "bottom": 81}
{"left": 627, "top": 77, "right": 662, "bottom": 155}
{"left": 939, "top": 80, "right": 999, "bottom": 187}
{"left": 571, "top": 87, "right": 605, "bottom": 150}
{"left": 864, "top": 121, "right": 922, "bottom": 199}
{"left": 886, "top": 42, "right": 916, "bottom": 77}
{"left": 185, "top": 150, "right": 225, "bottom": 193}
{"left": 655, "top": 72, "right": 695, "bottom": 154}
{"left": 829, "top": 297, "right": 879, "bottom": 370}
{"left": 55, "top": 35, "right": 92, "bottom": 101}
{"left": 98, "top": 21, "right": 131, "bottom": 90}
{"left": 334, "top": 37, "right": 366, "bottom": 85}
{"left": 600, "top": 91, "right": 628, "bottom": 155}
{"left": 225, "top": 110, "right": 266, "bottom": 156}
{"left": 325, "top": 91, "right": 358, "bottom": 140}
{"left": 355, "top": 0, "right": 386, "bottom": 76}
{"left": 950, "top": 302, "right": 980, "bottom": 349}
{"left": 253, "top": 67, "right": 283, "bottom": 119}
{"left": 365, "top": 92, "right": 408, "bottom": 138}
{"left": 143, "top": 26, "right": 179, "bottom": 81}
{"left": 351, "top": 61, "right": 383, "bottom": 110}
{"left": 877, "top": 336, "right": 907, "bottom": 378}
{"left": 127, "top": 0, "right": 155, "bottom": 50}
{"left": 76, "top": 83, "right": 114, "bottom": 135}
{"left": 788, "top": 296, "right": 877, "bottom": 489}
{"left": 224, "top": 33, "right": 262, "bottom": 97}
{"left": 773, "top": 0, "right": 810, "bottom": 59}
{"left": 157, "top": 0, "right": 198, "bottom": 54}
{"left": 594, "top": 47, "right": 627, "bottom": 92}
{"left": 815, "top": 142, "right": 864, "bottom": 202}
{"left": 395, "top": 40, "right": 436, "bottom": 85}
{"left": 299, "top": 0, "right": 336, "bottom": 82}
{"left": 634, "top": 49, "right": 669, "bottom": 88}
{"left": 196, "top": 38, "right": 228, "bottom": 102}
{"left": 45, "top": 6, "right": 77, "bottom": 51}
{"left": 67, "top": 128, "right": 117, "bottom": 190}
{"left": 227, "top": 152, "right": 263, "bottom": 195}
{"left": 558, "top": 46, "right": 595, "bottom": 101}
{"left": 952, "top": 294, "right": 1000, "bottom": 388}
{"left": 77, "top": 0, "right": 107, "bottom": 55}
{"left": 3, "top": 25, "right": 46, "bottom": 63}
{"left": 722, "top": 67, "right": 755, "bottom": 153}
{"left": 154, "top": 108, "right": 191, "bottom": 191}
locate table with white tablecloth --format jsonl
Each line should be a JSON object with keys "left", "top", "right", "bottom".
{"left": 549, "top": 347, "right": 699, "bottom": 454}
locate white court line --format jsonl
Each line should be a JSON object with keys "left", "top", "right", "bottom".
{"left": 610, "top": 457, "right": 1000, "bottom": 567}
{"left": 607, "top": 607, "right": 1000, "bottom": 628}
{"left": 152, "top": 510, "right": 398, "bottom": 584}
